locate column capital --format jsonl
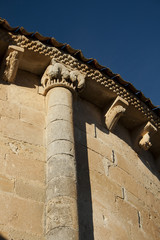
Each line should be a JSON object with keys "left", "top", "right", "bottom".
{"left": 39, "top": 58, "right": 86, "bottom": 96}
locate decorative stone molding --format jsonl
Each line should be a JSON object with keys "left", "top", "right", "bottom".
{"left": 1, "top": 32, "right": 159, "bottom": 128}
{"left": 138, "top": 122, "right": 157, "bottom": 150}
{"left": 1, "top": 45, "right": 24, "bottom": 83}
{"left": 104, "top": 96, "right": 129, "bottom": 131}
{"left": 39, "top": 58, "right": 86, "bottom": 95}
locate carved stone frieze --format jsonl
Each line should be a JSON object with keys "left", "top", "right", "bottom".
{"left": 39, "top": 58, "right": 86, "bottom": 95}
{"left": 138, "top": 122, "right": 157, "bottom": 150}
{"left": 1, "top": 45, "right": 24, "bottom": 83}
{"left": 104, "top": 96, "right": 129, "bottom": 131}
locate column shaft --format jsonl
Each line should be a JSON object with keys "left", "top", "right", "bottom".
{"left": 45, "top": 87, "right": 78, "bottom": 240}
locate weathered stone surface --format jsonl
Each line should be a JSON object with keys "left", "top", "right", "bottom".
{"left": 0, "top": 84, "right": 8, "bottom": 101}
{"left": 47, "top": 87, "right": 72, "bottom": 108}
{"left": 47, "top": 120, "right": 74, "bottom": 144}
{"left": 47, "top": 228, "right": 78, "bottom": 240}
{"left": 0, "top": 30, "right": 159, "bottom": 240}
{"left": 46, "top": 197, "right": 78, "bottom": 232}
{"left": 46, "top": 177, "right": 77, "bottom": 201}
{"left": 15, "top": 180, "right": 45, "bottom": 202}
{"left": 47, "top": 140, "right": 74, "bottom": 160}
{"left": 0, "top": 175, "right": 15, "bottom": 193}
{"left": 6, "top": 154, "right": 45, "bottom": 183}
{"left": 47, "top": 154, "right": 76, "bottom": 181}
{"left": 0, "top": 193, "right": 44, "bottom": 235}
{"left": 47, "top": 104, "right": 72, "bottom": 125}
{"left": 0, "top": 117, "right": 44, "bottom": 145}
{"left": 0, "top": 100, "right": 20, "bottom": 119}
{"left": 20, "top": 106, "right": 45, "bottom": 128}
{"left": 8, "top": 82, "right": 45, "bottom": 111}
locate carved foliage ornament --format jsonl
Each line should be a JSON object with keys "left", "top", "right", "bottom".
{"left": 40, "top": 58, "right": 86, "bottom": 95}
{"left": 2, "top": 45, "right": 24, "bottom": 83}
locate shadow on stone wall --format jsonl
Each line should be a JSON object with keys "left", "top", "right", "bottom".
{"left": 73, "top": 102, "right": 94, "bottom": 239}
{"left": 0, "top": 234, "right": 7, "bottom": 240}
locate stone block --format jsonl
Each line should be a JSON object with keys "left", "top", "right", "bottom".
{"left": 47, "top": 140, "right": 74, "bottom": 160}
{"left": 47, "top": 87, "right": 72, "bottom": 109}
{"left": 0, "top": 84, "right": 8, "bottom": 101}
{"left": 47, "top": 120, "right": 74, "bottom": 144}
{"left": 0, "top": 100, "right": 20, "bottom": 119}
{"left": 88, "top": 149, "right": 105, "bottom": 175}
{"left": 46, "top": 177, "right": 76, "bottom": 201}
{"left": 20, "top": 106, "right": 45, "bottom": 128}
{"left": 109, "top": 166, "right": 147, "bottom": 201}
{"left": 15, "top": 180, "right": 45, "bottom": 202}
{"left": 47, "top": 104, "right": 72, "bottom": 125}
{"left": 0, "top": 227, "right": 45, "bottom": 240}
{"left": 46, "top": 196, "right": 78, "bottom": 233}
{"left": 116, "top": 150, "right": 138, "bottom": 176}
{"left": 74, "top": 127, "right": 112, "bottom": 161}
{"left": 0, "top": 116, "right": 44, "bottom": 145}
{"left": 90, "top": 170, "right": 122, "bottom": 199}
{"left": 47, "top": 227, "right": 78, "bottom": 240}
{"left": 0, "top": 193, "right": 44, "bottom": 235}
{"left": 8, "top": 84, "right": 45, "bottom": 111}
{"left": 6, "top": 154, "right": 45, "bottom": 183}
{"left": 126, "top": 190, "right": 144, "bottom": 209}
{"left": 73, "top": 98, "right": 102, "bottom": 126}
{"left": 0, "top": 175, "right": 14, "bottom": 193}
{"left": 47, "top": 154, "right": 76, "bottom": 181}
{"left": 115, "top": 198, "right": 138, "bottom": 227}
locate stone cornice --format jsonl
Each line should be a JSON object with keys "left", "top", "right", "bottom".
{"left": 0, "top": 31, "right": 158, "bottom": 129}
{"left": 0, "top": 29, "right": 160, "bottom": 160}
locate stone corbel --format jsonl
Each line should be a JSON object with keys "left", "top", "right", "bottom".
{"left": 39, "top": 58, "right": 86, "bottom": 95}
{"left": 137, "top": 122, "right": 157, "bottom": 151}
{"left": 104, "top": 96, "right": 129, "bottom": 131}
{"left": 1, "top": 45, "right": 24, "bottom": 83}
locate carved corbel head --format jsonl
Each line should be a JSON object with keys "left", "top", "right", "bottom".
{"left": 1, "top": 45, "right": 24, "bottom": 83}
{"left": 104, "top": 96, "right": 129, "bottom": 131}
{"left": 138, "top": 122, "right": 157, "bottom": 150}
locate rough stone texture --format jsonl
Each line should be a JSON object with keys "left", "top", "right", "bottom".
{"left": 73, "top": 97, "right": 160, "bottom": 240}
{"left": 45, "top": 87, "right": 78, "bottom": 240}
{"left": 0, "top": 70, "right": 46, "bottom": 240}
{"left": 0, "top": 37, "right": 159, "bottom": 240}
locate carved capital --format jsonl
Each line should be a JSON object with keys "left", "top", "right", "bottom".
{"left": 1, "top": 45, "right": 24, "bottom": 83}
{"left": 104, "top": 96, "right": 129, "bottom": 131}
{"left": 138, "top": 122, "right": 157, "bottom": 150}
{"left": 39, "top": 58, "right": 86, "bottom": 95}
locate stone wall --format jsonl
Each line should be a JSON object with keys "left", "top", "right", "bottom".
{"left": 0, "top": 68, "right": 159, "bottom": 240}
{"left": 0, "top": 70, "right": 46, "bottom": 240}
{"left": 74, "top": 97, "right": 160, "bottom": 240}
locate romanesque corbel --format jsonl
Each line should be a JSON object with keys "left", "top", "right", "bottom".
{"left": 138, "top": 122, "right": 157, "bottom": 150}
{"left": 104, "top": 96, "right": 129, "bottom": 131}
{"left": 1, "top": 45, "right": 24, "bottom": 83}
{"left": 39, "top": 58, "right": 86, "bottom": 95}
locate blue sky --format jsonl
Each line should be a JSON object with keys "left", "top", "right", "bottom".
{"left": 1, "top": 0, "right": 160, "bottom": 106}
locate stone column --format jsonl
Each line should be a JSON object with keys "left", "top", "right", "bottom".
{"left": 40, "top": 59, "right": 85, "bottom": 240}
